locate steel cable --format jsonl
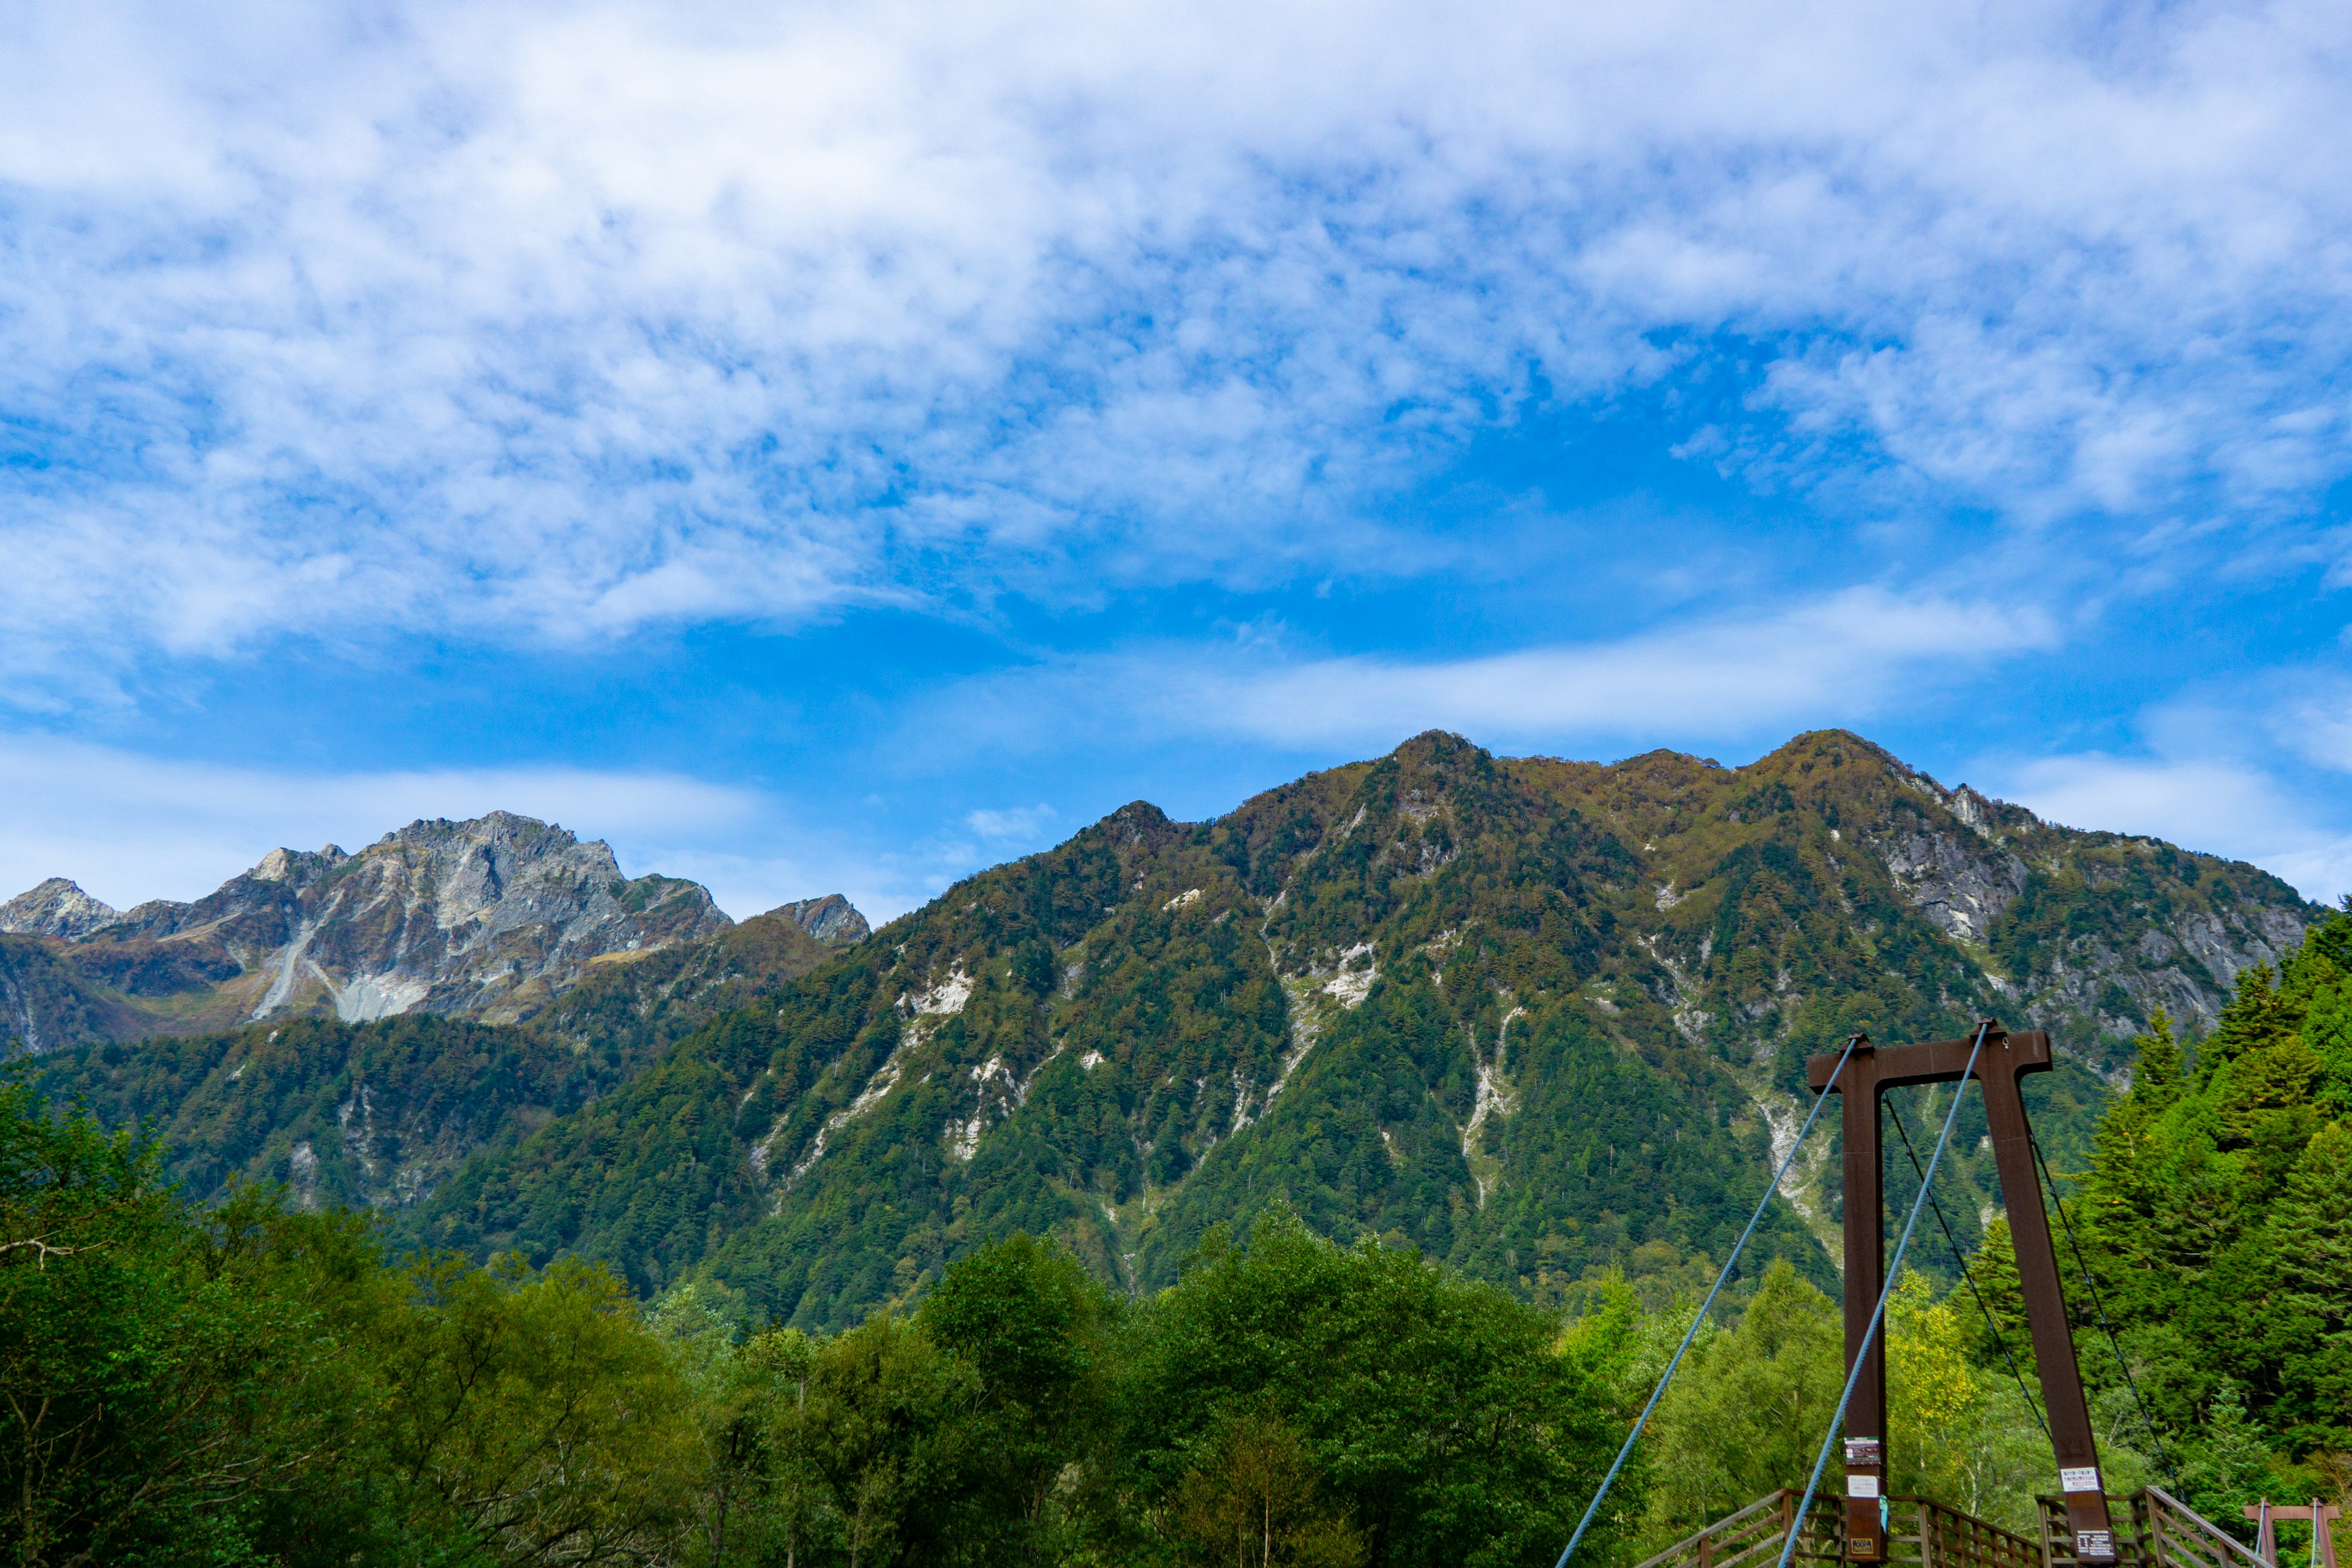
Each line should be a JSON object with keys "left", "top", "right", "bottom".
{"left": 1774, "top": 1022, "right": 1992, "bottom": 1568}
{"left": 2028, "top": 1132, "right": 2180, "bottom": 1487}
{"left": 1882, "top": 1096, "right": 2051, "bottom": 1444}
{"left": 1551, "top": 1035, "right": 1864, "bottom": 1568}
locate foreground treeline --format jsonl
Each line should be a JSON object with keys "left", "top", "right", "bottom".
{"left": 0, "top": 1068, "right": 1624, "bottom": 1568}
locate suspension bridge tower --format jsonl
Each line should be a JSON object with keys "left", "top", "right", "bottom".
{"left": 1807, "top": 1025, "right": 2117, "bottom": 1566}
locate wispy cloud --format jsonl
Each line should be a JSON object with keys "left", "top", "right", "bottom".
{"left": 0, "top": 737, "right": 758, "bottom": 913}
{"left": 967, "top": 804, "right": 1058, "bottom": 841}
{"left": 903, "top": 586, "right": 2061, "bottom": 759}
{"left": 1977, "top": 664, "right": 2352, "bottom": 905}
{"left": 1194, "top": 590, "right": 2059, "bottom": 748}
{"left": 1998, "top": 752, "right": 2351, "bottom": 904}
{"left": 2, "top": 0, "right": 2350, "bottom": 693}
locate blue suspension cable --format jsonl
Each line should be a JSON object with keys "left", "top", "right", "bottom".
{"left": 1774, "top": 1022, "right": 1991, "bottom": 1568}
{"left": 1553, "top": 1035, "right": 1864, "bottom": 1568}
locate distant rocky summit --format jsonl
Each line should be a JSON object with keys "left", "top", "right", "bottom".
{"left": 0, "top": 877, "right": 123, "bottom": 941}
{"left": 0, "top": 812, "right": 869, "bottom": 1051}
{"left": 774, "top": 894, "right": 871, "bottom": 944}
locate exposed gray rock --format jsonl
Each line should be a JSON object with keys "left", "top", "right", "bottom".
{"left": 2013, "top": 905, "right": 2314, "bottom": 1042}
{"left": 1868, "top": 824, "right": 2028, "bottom": 943}
{"left": 1859, "top": 766, "right": 2320, "bottom": 1046}
{"left": 62, "top": 812, "right": 734, "bottom": 1031}
{"left": 0, "top": 878, "right": 123, "bottom": 941}
{"left": 774, "top": 894, "right": 871, "bottom": 944}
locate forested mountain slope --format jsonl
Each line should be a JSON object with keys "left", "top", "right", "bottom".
{"left": 2075, "top": 919, "right": 2352, "bottom": 1458}
{"left": 405, "top": 731, "right": 2317, "bottom": 1327}
{"left": 0, "top": 812, "right": 741, "bottom": 1048}
{"left": 33, "top": 902, "right": 865, "bottom": 1210}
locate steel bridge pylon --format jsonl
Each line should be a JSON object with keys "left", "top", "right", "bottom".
{"left": 1805, "top": 1023, "right": 2117, "bottom": 1566}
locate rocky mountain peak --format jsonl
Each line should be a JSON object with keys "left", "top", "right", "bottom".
{"left": 0, "top": 878, "right": 123, "bottom": 941}
{"left": 21, "top": 731, "right": 2331, "bottom": 1324}
{"left": 773, "top": 895, "right": 870, "bottom": 944}
{"left": 1097, "top": 801, "right": 1178, "bottom": 848}
{"left": 0, "top": 812, "right": 755, "bottom": 1047}
{"left": 250, "top": 845, "right": 352, "bottom": 885}
{"left": 380, "top": 810, "right": 587, "bottom": 856}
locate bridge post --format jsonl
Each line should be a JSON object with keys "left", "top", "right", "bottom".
{"left": 1807, "top": 1023, "right": 2118, "bottom": 1566}
{"left": 1977, "top": 1038, "right": 2118, "bottom": 1564}
{"left": 1834, "top": 1038, "right": 1890, "bottom": 1562}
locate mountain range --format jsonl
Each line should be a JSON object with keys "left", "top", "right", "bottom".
{"left": 21, "top": 730, "right": 2320, "bottom": 1329}
{"left": 0, "top": 812, "right": 869, "bottom": 1050}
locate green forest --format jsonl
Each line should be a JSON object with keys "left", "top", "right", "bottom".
{"left": 9, "top": 903, "right": 2351, "bottom": 1565}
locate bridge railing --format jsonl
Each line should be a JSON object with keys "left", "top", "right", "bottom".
{"left": 1888, "top": 1496, "right": 2044, "bottom": 1568}
{"left": 1634, "top": 1492, "right": 2041, "bottom": 1568}
{"left": 1633, "top": 1490, "right": 1845, "bottom": 1568}
{"left": 1641, "top": 1485, "right": 2263, "bottom": 1568}
{"left": 2035, "top": 1488, "right": 2278, "bottom": 1568}
{"left": 2144, "top": 1487, "right": 2279, "bottom": 1568}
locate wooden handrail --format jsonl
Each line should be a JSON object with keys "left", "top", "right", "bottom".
{"left": 2146, "top": 1488, "right": 2272, "bottom": 1568}
{"left": 1633, "top": 1490, "right": 1845, "bottom": 1568}
{"left": 1633, "top": 1483, "right": 2265, "bottom": 1568}
{"left": 1635, "top": 1491, "right": 1797, "bottom": 1568}
{"left": 1900, "top": 1494, "right": 2043, "bottom": 1568}
{"left": 1630, "top": 1489, "right": 2045, "bottom": 1568}
{"left": 1904, "top": 1494, "right": 2041, "bottom": 1548}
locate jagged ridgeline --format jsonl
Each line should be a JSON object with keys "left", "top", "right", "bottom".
{"left": 396, "top": 731, "right": 2313, "bottom": 1329}
{"left": 17, "top": 807, "right": 873, "bottom": 1211}
{"left": 0, "top": 812, "right": 747, "bottom": 1046}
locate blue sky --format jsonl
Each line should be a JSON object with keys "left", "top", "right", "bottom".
{"left": 4, "top": 0, "right": 2352, "bottom": 922}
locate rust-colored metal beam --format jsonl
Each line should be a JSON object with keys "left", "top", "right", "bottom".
{"left": 1806, "top": 1023, "right": 2117, "bottom": 1565}
{"left": 2244, "top": 1501, "right": 2342, "bottom": 1568}
{"left": 1814, "top": 1035, "right": 1889, "bottom": 1561}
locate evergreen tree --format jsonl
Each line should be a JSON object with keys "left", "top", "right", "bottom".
{"left": 2247, "top": 1122, "right": 2352, "bottom": 1453}
{"left": 2200, "top": 966, "right": 2299, "bottom": 1080}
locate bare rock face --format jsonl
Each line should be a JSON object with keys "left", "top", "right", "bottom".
{"left": 1853, "top": 752, "right": 2313, "bottom": 1051}
{"left": 772, "top": 894, "right": 870, "bottom": 944}
{"left": 0, "top": 878, "right": 123, "bottom": 941}
{"left": 2, "top": 813, "right": 738, "bottom": 1046}
{"left": 1865, "top": 788, "right": 2030, "bottom": 944}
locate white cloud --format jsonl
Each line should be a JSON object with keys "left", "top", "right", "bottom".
{"left": 906, "top": 586, "right": 2060, "bottom": 757}
{"left": 0, "top": 737, "right": 758, "bottom": 913}
{"left": 2274, "top": 680, "right": 2352, "bottom": 777}
{"left": 2000, "top": 755, "right": 2292, "bottom": 853}
{"left": 1201, "top": 588, "right": 2058, "bottom": 747}
{"left": 967, "top": 804, "right": 1058, "bottom": 841}
{"left": 1997, "top": 752, "right": 2352, "bottom": 904}
{"left": 1, "top": 0, "right": 2350, "bottom": 689}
